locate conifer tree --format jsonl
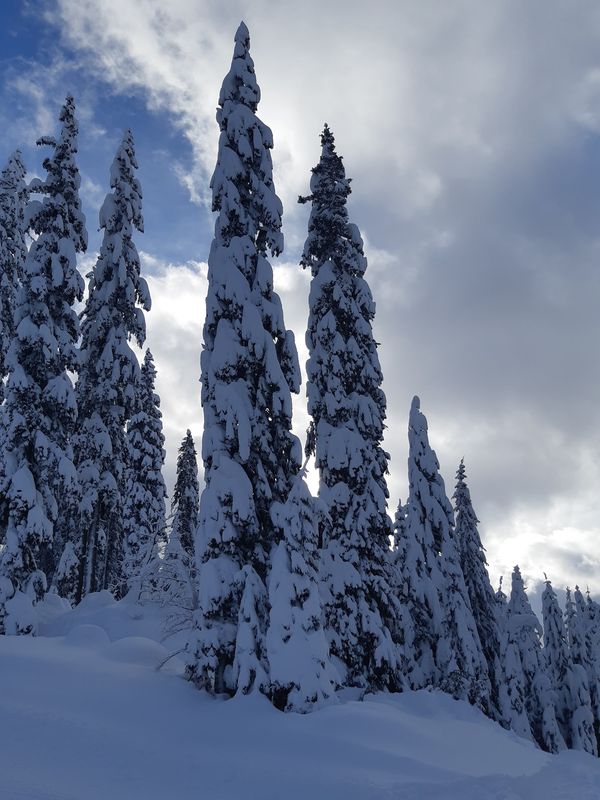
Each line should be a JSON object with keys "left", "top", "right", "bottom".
{"left": 453, "top": 459, "right": 502, "bottom": 716}
{"left": 122, "top": 349, "right": 167, "bottom": 596}
{"left": 566, "top": 586, "right": 598, "bottom": 730}
{"left": 74, "top": 129, "right": 150, "bottom": 601}
{"left": 0, "top": 151, "right": 27, "bottom": 403}
{"left": 267, "top": 471, "right": 338, "bottom": 711}
{"left": 585, "top": 591, "right": 600, "bottom": 744}
{"left": 0, "top": 152, "right": 28, "bottom": 544}
{"left": 395, "top": 396, "right": 446, "bottom": 690}
{"left": 393, "top": 500, "right": 408, "bottom": 552}
{"left": 299, "top": 124, "right": 401, "bottom": 691}
{"left": 501, "top": 567, "right": 565, "bottom": 752}
{"left": 0, "top": 96, "right": 86, "bottom": 631}
{"left": 162, "top": 430, "right": 200, "bottom": 610}
{"left": 186, "top": 22, "right": 302, "bottom": 696}
{"left": 543, "top": 581, "right": 597, "bottom": 754}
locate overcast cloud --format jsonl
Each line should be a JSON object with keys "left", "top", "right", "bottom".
{"left": 4, "top": 0, "right": 600, "bottom": 601}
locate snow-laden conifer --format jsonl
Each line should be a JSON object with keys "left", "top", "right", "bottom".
{"left": 453, "top": 459, "right": 501, "bottom": 716}
{"left": 122, "top": 349, "right": 167, "bottom": 597}
{"left": 299, "top": 124, "right": 401, "bottom": 691}
{"left": 267, "top": 471, "right": 338, "bottom": 712}
{"left": 0, "top": 152, "right": 28, "bottom": 544}
{"left": 0, "top": 96, "right": 86, "bottom": 631}
{"left": 566, "top": 586, "right": 598, "bottom": 733}
{"left": 543, "top": 581, "right": 597, "bottom": 754}
{"left": 0, "top": 151, "right": 27, "bottom": 403}
{"left": 74, "top": 129, "right": 150, "bottom": 601}
{"left": 162, "top": 430, "right": 200, "bottom": 612}
{"left": 585, "top": 591, "right": 600, "bottom": 744}
{"left": 501, "top": 567, "right": 565, "bottom": 752}
{"left": 394, "top": 397, "right": 446, "bottom": 690}
{"left": 186, "top": 22, "right": 301, "bottom": 696}
{"left": 396, "top": 397, "right": 488, "bottom": 707}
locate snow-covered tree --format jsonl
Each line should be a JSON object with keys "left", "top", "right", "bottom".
{"left": 186, "top": 22, "right": 302, "bottom": 697}
{"left": 395, "top": 396, "right": 488, "bottom": 708}
{"left": 566, "top": 587, "right": 597, "bottom": 716}
{"left": 74, "top": 129, "right": 150, "bottom": 601}
{"left": 122, "top": 349, "right": 167, "bottom": 597}
{"left": 393, "top": 500, "right": 408, "bottom": 552}
{"left": 585, "top": 590, "right": 600, "bottom": 745}
{"left": 453, "top": 459, "right": 501, "bottom": 716}
{"left": 300, "top": 124, "right": 401, "bottom": 691}
{"left": 394, "top": 396, "right": 445, "bottom": 690}
{"left": 0, "top": 151, "right": 27, "bottom": 402}
{"left": 0, "top": 95, "right": 87, "bottom": 631}
{"left": 267, "top": 471, "right": 338, "bottom": 712}
{"left": 0, "top": 152, "right": 28, "bottom": 544}
{"left": 162, "top": 430, "right": 200, "bottom": 611}
{"left": 543, "top": 581, "right": 597, "bottom": 754}
{"left": 501, "top": 567, "right": 565, "bottom": 752}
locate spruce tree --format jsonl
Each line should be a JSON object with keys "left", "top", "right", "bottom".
{"left": 566, "top": 585, "right": 598, "bottom": 736}
{"left": 0, "top": 96, "right": 87, "bottom": 631}
{"left": 162, "top": 430, "right": 200, "bottom": 611}
{"left": 543, "top": 581, "right": 597, "bottom": 754}
{"left": 267, "top": 472, "right": 338, "bottom": 711}
{"left": 299, "top": 124, "right": 401, "bottom": 691}
{"left": 186, "top": 22, "right": 302, "bottom": 696}
{"left": 395, "top": 396, "right": 446, "bottom": 690}
{"left": 453, "top": 459, "right": 502, "bottom": 716}
{"left": 585, "top": 590, "right": 600, "bottom": 745}
{"left": 501, "top": 567, "right": 565, "bottom": 752}
{"left": 0, "top": 151, "right": 27, "bottom": 403}
{"left": 122, "top": 349, "right": 167, "bottom": 597}
{"left": 74, "top": 129, "right": 150, "bottom": 601}
{"left": 0, "top": 152, "right": 28, "bottom": 544}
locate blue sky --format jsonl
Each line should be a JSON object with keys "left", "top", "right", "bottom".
{"left": 3, "top": 0, "right": 600, "bottom": 603}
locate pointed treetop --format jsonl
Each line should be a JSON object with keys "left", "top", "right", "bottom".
{"left": 456, "top": 458, "right": 466, "bottom": 481}
{"left": 321, "top": 123, "right": 335, "bottom": 149}
{"left": 411, "top": 395, "right": 420, "bottom": 411}
{"left": 235, "top": 20, "right": 250, "bottom": 46}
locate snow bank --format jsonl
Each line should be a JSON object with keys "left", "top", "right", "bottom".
{"left": 0, "top": 597, "right": 598, "bottom": 800}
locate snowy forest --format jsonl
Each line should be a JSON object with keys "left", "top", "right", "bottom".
{"left": 1, "top": 20, "right": 600, "bottom": 766}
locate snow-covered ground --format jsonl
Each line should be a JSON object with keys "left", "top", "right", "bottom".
{"left": 1, "top": 594, "right": 599, "bottom": 800}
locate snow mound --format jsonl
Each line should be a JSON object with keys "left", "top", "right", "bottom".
{"left": 65, "top": 624, "right": 110, "bottom": 648}
{"left": 103, "top": 636, "right": 169, "bottom": 667}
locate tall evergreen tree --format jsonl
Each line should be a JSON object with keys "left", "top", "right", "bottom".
{"left": 0, "top": 152, "right": 28, "bottom": 545}
{"left": 74, "top": 129, "right": 150, "bottom": 601}
{"left": 0, "top": 96, "right": 86, "bottom": 631}
{"left": 501, "top": 567, "right": 565, "bottom": 752}
{"left": 122, "top": 349, "right": 167, "bottom": 596}
{"left": 566, "top": 586, "right": 598, "bottom": 734}
{"left": 543, "top": 581, "right": 597, "bottom": 754}
{"left": 585, "top": 590, "right": 600, "bottom": 745}
{"left": 453, "top": 459, "right": 502, "bottom": 716}
{"left": 162, "top": 430, "right": 200, "bottom": 610}
{"left": 395, "top": 396, "right": 445, "bottom": 690}
{"left": 267, "top": 471, "right": 339, "bottom": 711}
{"left": 186, "top": 22, "right": 302, "bottom": 697}
{"left": 299, "top": 124, "right": 401, "bottom": 691}
{"left": 396, "top": 397, "right": 488, "bottom": 708}
{"left": 0, "top": 151, "right": 27, "bottom": 403}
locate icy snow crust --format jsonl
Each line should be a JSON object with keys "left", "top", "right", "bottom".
{"left": 1, "top": 596, "right": 599, "bottom": 800}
